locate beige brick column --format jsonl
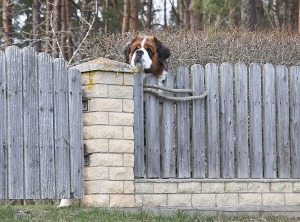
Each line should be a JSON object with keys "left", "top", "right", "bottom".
{"left": 73, "top": 58, "right": 136, "bottom": 207}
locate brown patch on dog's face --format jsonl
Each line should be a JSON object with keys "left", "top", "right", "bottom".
{"left": 124, "top": 36, "right": 171, "bottom": 75}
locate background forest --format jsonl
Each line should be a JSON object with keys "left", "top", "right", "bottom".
{"left": 1, "top": 0, "right": 300, "bottom": 67}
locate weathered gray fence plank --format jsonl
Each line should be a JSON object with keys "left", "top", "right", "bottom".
{"left": 161, "top": 70, "right": 176, "bottom": 178}
{"left": 191, "top": 64, "right": 206, "bottom": 178}
{"left": 23, "top": 47, "right": 40, "bottom": 198}
{"left": 134, "top": 73, "right": 145, "bottom": 178}
{"left": 276, "top": 65, "right": 290, "bottom": 178}
{"left": 263, "top": 64, "right": 277, "bottom": 178}
{"left": 249, "top": 63, "right": 263, "bottom": 178}
{"left": 53, "top": 58, "right": 70, "bottom": 198}
{"left": 0, "top": 50, "right": 7, "bottom": 199}
{"left": 38, "top": 52, "right": 55, "bottom": 199}
{"left": 177, "top": 67, "right": 191, "bottom": 178}
{"left": 206, "top": 63, "right": 220, "bottom": 178}
{"left": 145, "top": 75, "right": 160, "bottom": 178}
{"left": 7, "top": 46, "right": 24, "bottom": 199}
{"left": 68, "top": 69, "right": 84, "bottom": 198}
{"left": 235, "top": 63, "right": 249, "bottom": 178}
{"left": 290, "top": 66, "right": 300, "bottom": 178}
{"left": 220, "top": 63, "right": 234, "bottom": 178}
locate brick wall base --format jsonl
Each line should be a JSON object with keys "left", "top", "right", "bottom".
{"left": 134, "top": 179, "right": 300, "bottom": 215}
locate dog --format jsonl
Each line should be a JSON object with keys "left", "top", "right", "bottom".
{"left": 124, "top": 35, "right": 171, "bottom": 83}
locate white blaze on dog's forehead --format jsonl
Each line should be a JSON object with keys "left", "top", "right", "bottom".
{"left": 141, "top": 37, "right": 148, "bottom": 47}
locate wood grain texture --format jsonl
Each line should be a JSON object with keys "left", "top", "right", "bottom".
{"left": 161, "top": 70, "right": 176, "bottom": 178}
{"left": 263, "top": 64, "right": 277, "bottom": 178}
{"left": 23, "top": 47, "right": 40, "bottom": 198}
{"left": 0, "top": 50, "right": 7, "bottom": 199}
{"left": 145, "top": 75, "right": 160, "bottom": 178}
{"left": 38, "top": 52, "right": 56, "bottom": 199}
{"left": 6, "top": 46, "right": 24, "bottom": 199}
{"left": 249, "top": 63, "right": 263, "bottom": 178}
{"left": 191, "top": 64, "right": 206, "bottom": 178}
{"left": 68, "top": 69, "right": 84, "bottom": 198}
{"left": 234, "top": 63, "right": 249, "bottom": 178}
{"left": 176, "top": 67, "right": 191, "bottom": 178}
{"left": 290, "top": 66, "right": 300, "bottom": 178}
{"left": 133, "top": 73, "right": 145, "bottom": 178}
{"left": 53, "top": 58, "right": 70, "bottom": 198}
{"left": 220, "top": 63, "right": 234, "bottom": 178}
{"left": 276, "top": 65, "right": 290, "bottom": 178}
{"left": 206, "top": 63, "right": 220, "bottom": 178}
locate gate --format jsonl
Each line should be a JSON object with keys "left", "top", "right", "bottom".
{"left": 0, "top": 46, "right": 83, "bottom": 199}
{"left": 134, "top": 63, "right": 300, "bottom": 179}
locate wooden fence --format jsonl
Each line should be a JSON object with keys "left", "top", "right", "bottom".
{"left": 0, "top": 46, "right": 84, "bottom": 199}
{"left": 134, "top": 63, "right": 300, "bottom": 179}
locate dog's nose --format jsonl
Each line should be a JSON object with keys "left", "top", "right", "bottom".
{"left": 135, "top": 50, "right": 144, "bottom": 56}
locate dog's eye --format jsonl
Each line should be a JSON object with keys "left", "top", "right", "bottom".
{"left": 146, "top": 48, "right": 153, "bottom": 57}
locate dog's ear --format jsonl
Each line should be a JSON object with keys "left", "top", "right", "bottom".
{"left": 124, "top": 36, "right": 141, "bottom": 64}
{"left": 155, "top": 38, "right": 171, "bottom": 63}
{"left": 124, "top": 41, "right": 131, "bottom": 64}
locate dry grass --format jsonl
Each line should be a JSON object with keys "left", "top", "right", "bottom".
{"left": 78, "top": 28, "right": 300, "bottom": 69}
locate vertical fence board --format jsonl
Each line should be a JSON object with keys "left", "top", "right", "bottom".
{"left": 23, "top": 47, "right": 40, "bottom": 198}
{"left": 68, "top": 69, "right": 84, "bottom": 198}
{"left": 177, "top": 67, "right": 191, "bottom": 178}
{"left": 134, "top": 73, "right": 145, "bottom": 178}
{"left": 290, "top": 66, "right": 300, "bottom": 178}
{"left": 206, "top": 63, "right": 220, "bottom": 178}
{"left": 6, "top": 46, "right": 24, "bottom": 199}
{"left": 53, "top": 58, "right": 70, "bottom": 198}
{"left": 38, "top": 52, "right": 55, "bottom": 199}
{"left": 0, "top": 50, "right": 7, "bottom": 199}
{"left": 161, "top": 70, "right": 176, "bottom": 178}
{"left": 235, "top": 63, "right": 249, "bottom": 178}
{"left": 145, "top": 75, "right": 160, "bottom": 178}
{"left": 249, "top": 63, "right": 263, "bottom": 178}
{"left": 276, "top": 65, "right": 290, "bottom": 178}
{"left": 191, "top": 64, "right": 206, "bottom": 178}
{"left": 263, "top": 64, "right": 277, "bottom": 178}
{"left": 220, "top": 63, "right": 235, "bottom": 178}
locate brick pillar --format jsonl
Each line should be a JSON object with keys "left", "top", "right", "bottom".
{"left": 73, "top": 58, "right": 136, "bottom": 207}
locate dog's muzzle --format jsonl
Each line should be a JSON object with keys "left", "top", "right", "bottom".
{"left": 134, "top": 50, "right": 144, "bottom": 67}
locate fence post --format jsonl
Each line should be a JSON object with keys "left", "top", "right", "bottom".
{"left": 133, "top": 73, "right": 145, "bottom": 178}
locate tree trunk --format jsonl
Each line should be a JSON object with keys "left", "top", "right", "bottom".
{"left": 33, "top": 0, "right": 41, "bottom": 51}
{"left": 65, "top": 0, "right": 73, "bottom": 60}
{"left": 241, "top": 0, "right": 257, "bottom": 30}
{"left": 190, "top": 0, "right": 202, "bottom": 31}
{"left": 273, "top": 0, "right": 281, "bottom": 31}
{"left": 298, "top": 0, "right": 300, "bottom": 35}
{"left": 45, "top": 0, "right": 52, "bottom": 53}
{"left": 52, "top": 0, "right": 61, "bottom": 58}
{"left": 183, "top": 0, "right": 191, "bottom": 29}
{"left": 164, "top": 0, "right": 167, "bottom": 29}
{"left": 256, "top": 0, "right": 264, "bottom": 27}
{"left": 60, "top": 0, "right": 67, "bottom": 60}
{"left": 146, "top": 0, "right": 152, "bottom": 29}
{"left": 3, "top": 0, "right": 13, "bottom": 47}
{"left": 122, "top": 0, "right": 131, "bottom": 35}
{"left": 104, "top": 0, "right": 109, "bottom": 33}
{"left": 130, "top": 0, "right": 138, "bottom": 33}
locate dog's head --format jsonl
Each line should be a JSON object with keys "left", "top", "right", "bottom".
{"left": 124, "top": 35, "right": 171, "bottom": 75}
